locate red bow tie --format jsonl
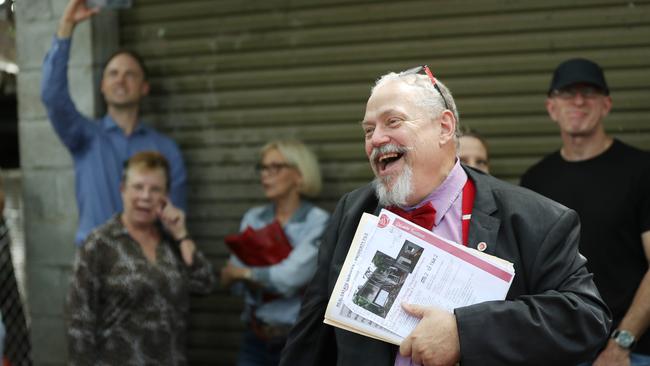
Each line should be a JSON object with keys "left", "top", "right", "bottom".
{"left": 388, "top": 202, "right": 436, "bottom": 230}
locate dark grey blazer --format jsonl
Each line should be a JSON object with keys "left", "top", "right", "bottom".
{"left": 280, "top": 167, "right": 611, "bottom": 366}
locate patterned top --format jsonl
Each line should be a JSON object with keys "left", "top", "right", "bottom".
{"left": 0, "top": 219, "right": 32, "bottom": 365}
{"left": 67, "top": 215, "right": 216, "bottom": 366}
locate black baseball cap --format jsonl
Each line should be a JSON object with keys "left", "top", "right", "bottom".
{"left": 548, "top": 58, "right": 609, "bottom": 96}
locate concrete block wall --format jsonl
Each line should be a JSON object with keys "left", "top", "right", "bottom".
{"left": 14, "top": 1, "right": 117, "bottom": 364}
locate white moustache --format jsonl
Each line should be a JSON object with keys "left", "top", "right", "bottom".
{"left": 370, "top": 144, "right": 411, "bottom": 161}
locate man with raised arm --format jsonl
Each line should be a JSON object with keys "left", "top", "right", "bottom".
{"left": 41, "top": 0, "right": 186, "bottom": 245}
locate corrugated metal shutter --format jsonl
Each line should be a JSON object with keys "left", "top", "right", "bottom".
{"left": 120, "top": 1, "right": 650, "bottom": 363}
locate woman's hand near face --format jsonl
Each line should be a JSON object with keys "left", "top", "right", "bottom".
{"left": 159, "top": 197, "right": 196, "bottom": 266}
{"left": 158, "top": 197, "right": 186, "bottom": 238}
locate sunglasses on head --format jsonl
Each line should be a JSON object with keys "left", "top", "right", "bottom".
{"left": 401, "top": 65, "right": 450, "bottom": 111}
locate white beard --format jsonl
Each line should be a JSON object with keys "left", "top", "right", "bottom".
{"left": 372, "top": 163, "right": 413, "bottom": 207}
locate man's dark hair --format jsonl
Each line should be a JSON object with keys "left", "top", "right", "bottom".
{"left": 103, "top": 49, "right": 149, "bottom": 80}
{"left": 459, "top": 125, "right": 489, "bottom": 152}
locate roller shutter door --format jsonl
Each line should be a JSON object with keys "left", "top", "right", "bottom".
{"left": 120, "top": 1, "right": 650, "bottom": 363}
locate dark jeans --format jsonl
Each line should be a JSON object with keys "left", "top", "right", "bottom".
{"left": 577, "top": 353, "right": 650, "bottom": 366}
{"left": 236, "top": 328, "right": 287, "bottom": 366}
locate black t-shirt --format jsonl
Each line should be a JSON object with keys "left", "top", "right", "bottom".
{"left": 521, "top": 139, "right": 650, "bottom": 354}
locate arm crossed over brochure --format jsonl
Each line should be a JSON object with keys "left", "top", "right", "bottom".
{"left": 324, "top": 209, "right": 515, "bottom": 345}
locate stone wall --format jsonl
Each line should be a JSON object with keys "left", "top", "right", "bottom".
{"left": 14, "top": 1, "right": 117, "bottom": 364}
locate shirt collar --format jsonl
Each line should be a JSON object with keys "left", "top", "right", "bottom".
{"left": 107, "top": 214, "right": 130, "bottom": 238}
{"left": 260, "top": 200, "right": 313, "bottom": 224}
{"left": 110, "top": 213, "right": 171, "bottom": 243}
{"left": 407, "top": 159, "right": 467, "bottom": 226}
{"left": 101, "top": 114, "right": 147, "bottom": 135}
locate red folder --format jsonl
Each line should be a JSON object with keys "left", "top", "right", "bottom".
{"left": 224, "top": 220, "right": 292, "bottom": 266}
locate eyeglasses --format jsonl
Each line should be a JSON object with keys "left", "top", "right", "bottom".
{"left": 401, "top": 65, "right": 450, "bottom": 110}
{"left": 255, "top": 162, "right": 295, "bottom": 175}
{"left": 550, "top": 85, "right": 605, "bottom": 100}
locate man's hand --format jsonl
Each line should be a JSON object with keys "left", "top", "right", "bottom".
{"left": 220, "top": 261, "right": 252, "bottom": 287}
{"left": 593, "top": 340, "right": 631, "bottom": 366}
{"left": 399, "top": 303, "right": 461, "bottom": 366}
{"left": 57, "top": 0, "right": 100, "bottom": 38}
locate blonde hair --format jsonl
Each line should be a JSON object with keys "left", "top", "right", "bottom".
{"left": 260, "top": 140, "right": 323, "bottom": 197}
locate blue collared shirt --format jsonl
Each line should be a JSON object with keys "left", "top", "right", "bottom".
{"left": 41, "top": 37, "right": 187, "bottom": 245}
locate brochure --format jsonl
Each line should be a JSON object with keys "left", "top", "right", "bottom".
{"left": 324, "top": 210, "right": 514, "bottom": 345}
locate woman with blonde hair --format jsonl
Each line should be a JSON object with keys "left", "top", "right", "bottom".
{"left": 221, "top": 139, "right": 329, "bottom": 366}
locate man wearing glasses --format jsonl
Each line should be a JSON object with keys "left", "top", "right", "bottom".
{"left": 521, "top": 58, "right": 650, "bottom": 366}
{"left": 280, "top": 66, "right": 610, "bottom": 366}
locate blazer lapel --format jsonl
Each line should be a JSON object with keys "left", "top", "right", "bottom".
{"left": 465, "top": 169, "right": 501, "bottom": 256}
{"left": 372, "top": 204, "right": 383, "bottom": 216}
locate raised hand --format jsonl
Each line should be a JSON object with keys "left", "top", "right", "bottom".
{"left": 57, "top": 0, "right": 100, "bottom": 38}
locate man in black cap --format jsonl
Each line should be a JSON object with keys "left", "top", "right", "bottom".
{"left": 521, "top": 58, "right": 650, "bottom": 365}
